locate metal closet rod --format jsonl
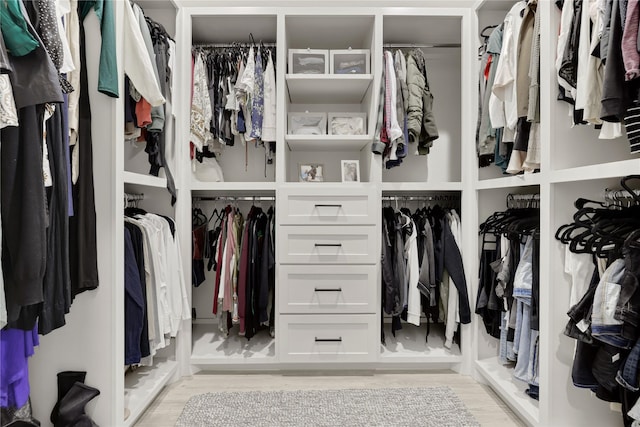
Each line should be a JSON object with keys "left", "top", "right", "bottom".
{"left": 506, "top": 193, "right": 540, "bottom": 209}
{"left": 193, "top": 196, "right": 275, "bottom": 202}
{"left": 124, "top": 192, "right": 145, "bottom": 201}
{"left": 193, "top": 42, "right": 277, "bottom": 48}
{"left": 604, "top": 188, "right": 640, "bottom": 199}
{"left": 383, "top": 43, "right": 461, "bottom": 48}
{"left": 382, "top": 194, "right": 460, "bottom": 201}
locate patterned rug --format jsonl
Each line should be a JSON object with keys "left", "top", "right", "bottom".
{"left": 175, "top": 386, "right": 480, "bottom": 426}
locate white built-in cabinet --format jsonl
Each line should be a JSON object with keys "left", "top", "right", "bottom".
{"left": 23, "top": 1, "right": 640, "bottom": 426}
{"left": 472, "top": 1, "right": 640, "bottom": 426}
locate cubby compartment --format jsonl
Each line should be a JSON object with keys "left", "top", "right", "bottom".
{"left": 381, "top": 15, "right": 462, "bottom": 184}
{"left": 286, "top": 147, "right": 374, "bottom": 183}
{"left": 189, "top": 192, "right": 277, "bottom": 366}
{"left": 547, "top": 179, "right": 629, "bottom": 427}
{"left": 475, "top": 185, "right": 540, "bottom": 427}
{"left": 189, "top": 14, "right": 278, "bottom": 185}
{"left": 547, "top": 3, "right": 638, "bottom": 173}
{"left": 476, "top": 0, "right": 543, "bottom": 182}
{"left": 124, "top": 2, "right": 178, "bottom": 184}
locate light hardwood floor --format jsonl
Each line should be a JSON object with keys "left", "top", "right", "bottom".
{"left": 134, "top": 370, "right": 526, "bottom": 426}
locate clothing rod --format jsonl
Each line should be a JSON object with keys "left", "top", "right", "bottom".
{"left": 604, "top": 188, "right": 640, "bottom": 199}
{"left": 382, "top": 195, "right": 460, "bottom": 200}
{"left": 383, "top": 43, "right": 461, "bottom": 49}
{"left": 507, "top": 193, "right": 540, "bottom": 199}
{"left": 192, "top": 196, "right": 275, "bottom": 202}
{"left": 124, "top": 193, "right": 144, "bottom": 201}
{"left": 193, "top": 43, "right": 277, "bottom": 48}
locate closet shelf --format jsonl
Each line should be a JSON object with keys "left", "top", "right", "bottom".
{"left": 191, "top": 323, "right": 277, "bottom": 365}
{"left": 123, "top": 171, "right": 167, "bottom": 188}
{"left": 475, "top": 173, "right": 542, "bottom": 190}
{"left": 191, "top": 181, "right": 277, "bottom": 193}
{"left": 476, "top": 357, "right": 539, "bottom": 427}
{"left": 382, "top": 182, "right": 463, "bottom": 192}
{"left": 285, "top": 135, "right": 372, "bottom": 151}
{"left": 123, "top": 358, "right": 178, "bottom": 427}
{"left": 550, "top": 158, "right": 640, "bottom": 183}
{"left": 474, "top": 0, "right": 514, "bottom": 12}
{"left": 380, "top": 323, "right": 462, "bottom": 364}
{"left": 285, "top": 74, "right": 373, "bottom": 104}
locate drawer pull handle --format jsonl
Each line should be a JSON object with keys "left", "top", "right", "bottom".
{"left": 315, "top": 337, "right": 342, "bottom": 342}
{"left": 315, "top": 204, "right": 343, "bottom": 208}
{"left": 314, "top": 243, "right": 342, "bottom": 247}
{"left": 314, "top": 288, "right": 342, "bottom": 292}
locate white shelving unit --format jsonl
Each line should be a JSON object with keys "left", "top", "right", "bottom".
{"left": 476, "top": 357, "right": 539, "bottom": 426}
{"left": 471, "top": 1, "right": 640, "bottom": 426}
{"left": 26, "top": 2, "right": 639, "bottom": 426}
{"left": 380, "top": 323, "right": 462, "bottom": 364}
{"left": 285, "top": 135, "right": 372, "bottom": 151}
{"left": 285, "top": 74, "right": 373, "bottom": 104}
{"left": 123, "top": 171, "right": 167, "bottom": 188}
{"left": 123, "top": 358, "right": 179, "bottom": 427}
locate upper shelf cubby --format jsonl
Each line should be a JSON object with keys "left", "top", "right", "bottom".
{"left": 285, "top": 15, "right": 375, "bottom": 51}
{"left": 383, "top": 15, "right": 461, "bottom": 47}
{"left": 191, "top": 14, "right": 277, "bottom": 44}
{"left": 381, "top": 14, "right": 462, "bottom": 184}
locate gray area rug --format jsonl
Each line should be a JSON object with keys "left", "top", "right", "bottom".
{"left": 175, "top": 386, "right": 480, "bottom": 426}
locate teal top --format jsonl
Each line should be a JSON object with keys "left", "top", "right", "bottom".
{"left": 79, "top": 0, "right": 119, "bottom": 97}
{"left": 0, "top": 0, "right": 40, "bottom": 57}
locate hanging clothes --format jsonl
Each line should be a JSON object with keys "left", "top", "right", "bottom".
{"left": 195, "top": 202, "right": 276, "bottom": 340}
{"left": 375, "top": 48, "right": 439, "bottom": 167}
{"left": 381, "top": 202, "right": 469, "bottom": 345}
{"left": 476, "top": 199, "right": 540, "bottom": 400}
{"left": 125, "top": 210, "right": 190, "bottom": 366}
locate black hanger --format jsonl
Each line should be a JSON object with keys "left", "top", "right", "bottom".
{"left": 620, "top": 175, "right": 640, "bottom": 204}
{"left": 480, "top": 24, "right": 498, "bottom": 40}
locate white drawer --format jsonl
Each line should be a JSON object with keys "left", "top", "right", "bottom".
{"left": 279, "top": 187, "right": 377, "bottom": 225}
{"left": 279, "top": 314, "right": 377, "bottom": 363}
{"left": 279, "top": 265, "right": 377, "bottom": 314}
{"left": 279, "top": 225, "right": 376, "bottom": 264}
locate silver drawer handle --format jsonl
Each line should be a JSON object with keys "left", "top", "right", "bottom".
{"left": 315, "top": 204, "right": 343, "bottom": 208}
{"left": 314, "top": 288, "right": 342, "bottom": 292}
{"left": 314, "top": 243, "right": 342, "bottom": 247}
{"left": 315, "top": 337, "right": 342, "bottom": 342}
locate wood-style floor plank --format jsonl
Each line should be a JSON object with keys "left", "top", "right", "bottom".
{"left": 134, "top": 372, "right": 526, "bottom": 426}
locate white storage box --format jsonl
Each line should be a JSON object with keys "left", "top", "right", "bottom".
{"left": 328, "top": 112, "right": 367, "bottom": 136}
{"left": 288, "top": 112, "right": 328, "bottom": 135}
{"left": 330, "top": 49, "right": 370, "bottom": 74}
{"left": 288, "top": 49, "right": 329, "bottom": 74}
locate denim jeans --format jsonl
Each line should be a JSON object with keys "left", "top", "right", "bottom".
{"left": 593, "top": 343, "right": 627, "bottom": 393}
{"left": 592, "top": 259, "right": 632, "bottom": 349}
{"left": 618, "top": 337, "right": 640, "bottom": 392}
{"left": 499, "top": 310, "right": 510, "bottom": 364}
{"left": 572, "top": 340, "right": 600, "bottom": 389}
{"left": 616, "top": 243, "right": 640, "bottom": 342}
{"left": 514, "top": 302, "right": 532, "bottom": 382}
{"left": 528, "top": 330, "right": 540, "bottom": 386}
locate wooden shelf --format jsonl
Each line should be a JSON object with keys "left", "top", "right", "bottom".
{"left": 123, "top": 358, "right": 178, "bottom": 427}
{"left": 123, "top": 171, "right": 167, "bottom": 188}
{"left": 382, "top": 182, "right": 463, "bottom": 192}
{"left": 286, "top": 74, "right": 373, "bottom": 104}
{"left": 476, "top": 357, "right": 539, "bottom": 427}
{"left": 285, "top": 134, "right": 372, "bottom": 151}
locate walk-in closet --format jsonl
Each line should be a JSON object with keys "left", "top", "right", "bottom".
{"left": 3, "top": 1, "right": 640, "bottom": 426}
